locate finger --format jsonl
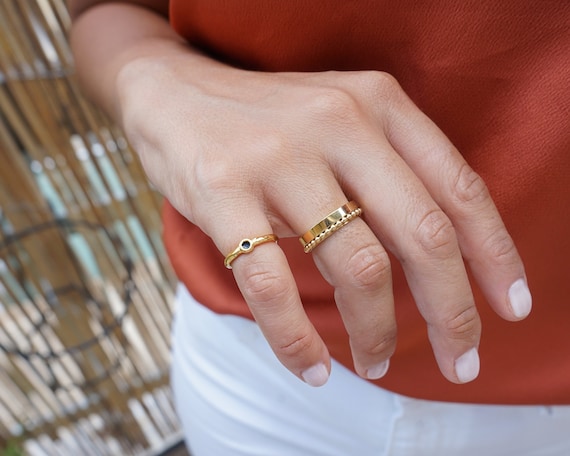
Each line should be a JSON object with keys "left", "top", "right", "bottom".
{"left": 331, "top": 137, "right": 481, "bottom": 384}
{"left": 312, "top": 218, "right": 395, "bottom": 380}
{"left": 274, "top": 177, "right": 396, "bottom": 380}
{"left": 384, "top": 91, "right": 531, "bottom": 321}
{"left": 208, "top": 207, "right": 331, "bottom": 387}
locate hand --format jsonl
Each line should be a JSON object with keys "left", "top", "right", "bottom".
{"left": 116, "top": 54, "right": 531, "bottom": 386}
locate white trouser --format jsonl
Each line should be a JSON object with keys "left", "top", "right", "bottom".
{"left": 171, "top": 284, "right": 570, "bottom": 456}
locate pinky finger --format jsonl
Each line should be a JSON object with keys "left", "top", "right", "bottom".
{"left": 230, "top": 239, "right": 332, "bottom": 387}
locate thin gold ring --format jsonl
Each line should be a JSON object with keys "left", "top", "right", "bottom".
{"left": 224, "top": 234, "right": 279, "bottom": 269}
{"left": 299, "top": 201, "right": 362, "bottom": 253}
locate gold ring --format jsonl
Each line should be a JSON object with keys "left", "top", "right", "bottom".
{"left": 224, "top": 234, "right": 279, "bottom": 269}
{"left": 299, "top": 201, "right": 362, "bottom": 253}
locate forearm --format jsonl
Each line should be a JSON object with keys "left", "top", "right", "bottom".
{"left": 69, "top": 1, "right": 205, "bottom": 119}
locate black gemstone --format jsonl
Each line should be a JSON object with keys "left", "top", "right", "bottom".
{"left": 241, "top": 240, "right": 252, "bottom": 250}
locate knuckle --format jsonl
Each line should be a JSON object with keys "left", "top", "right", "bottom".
{"left": 414, "top": 209, "right": 458, "bottom": 257}
{"left": 452, "top": 163, "right": 490, "bottom": 205}
{"left": 484, "top": 228, "right": 519, "bottom": 265}
{"left": 241, "top": 266, "right": 289, "bottom": 306}
{"left": 442, "top": 305, "right": 480, "bottom": 341}
{"left": 276, "top": 332, "right": 314, "bottom": 359}
{"left": 352, "top": 328, "right": 397, "bottom": 358}
{"left": 306, "top": 87, "right": 361, "bottom": 126}
{"left": 361, "top": 71, "right": 401, "bottom": 97}
{"left": 192, "top": 154, "right": 236, "bottom": 195}
{"left": 343, "top": 243, "right": 391, "bottom": 290}
{"left": 354, "top": 71, "right": 404, "bottom": 111}
{"left": 190, "top": 157, "right": 244, "bottom": 224}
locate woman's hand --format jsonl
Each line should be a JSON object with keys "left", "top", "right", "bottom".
{"left": 116, "top": 52, "right": 531, "bottom": 387}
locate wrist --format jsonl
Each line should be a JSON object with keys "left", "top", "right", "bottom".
{"left": 114, "top": 46, "right": 254, "bottom": 127}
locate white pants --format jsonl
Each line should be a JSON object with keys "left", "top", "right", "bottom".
{"left": 171, "top": 285, "right": 570, "bottom": 456}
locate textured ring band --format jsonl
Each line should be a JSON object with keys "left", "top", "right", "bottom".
{"left": 224, "top": 234, "right": 279, "bottom": 269}
{"left": 299, "top": 201, "right": 362, "bottom": 253}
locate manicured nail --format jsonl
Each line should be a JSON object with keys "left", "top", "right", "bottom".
{"left": 508, "top": 278, "right": 532, "bottom": 318}
{"left": 301, "top": 363, "right": 329, "bottom": 387}
{"left": 455, "top": 348, "right": 480, "bottom": 383}
{"left": 366, "top": 359, "right": 390, "bottom": 379}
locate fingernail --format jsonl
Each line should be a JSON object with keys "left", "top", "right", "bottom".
{"left": 455, "top": 348, "right": 480, "bottom": 383}
{"left": 508, "top": 278, "right": 532, "bottom": 318}
{"left": 366, "top": 359, "right": 390, "bottom": 379}
{"left": 301, "top": 363, "right": 329, "bottom": 387}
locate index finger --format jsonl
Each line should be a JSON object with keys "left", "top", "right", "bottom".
{"left": 384, "top": 90, "right": 531, "bottom": 322}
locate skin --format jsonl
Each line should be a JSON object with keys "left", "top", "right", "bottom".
{"left": 69, "top": 0, "right": 531, "bottom": 387}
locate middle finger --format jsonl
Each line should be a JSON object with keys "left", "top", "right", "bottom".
{"left": 274, "top": 174, "right": 397, "bottom": 380}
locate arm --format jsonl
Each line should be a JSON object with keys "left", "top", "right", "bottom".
{"left": 69, "top": 0, "right": 186, "bottom": 117}
{"left": 70, "top": 0, "right": 531, "bottom": 386}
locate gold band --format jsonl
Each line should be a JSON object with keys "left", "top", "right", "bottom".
{"left": 224, "top": 234, "right": 279, "bottom": 269}
{"left": 299, "top": 201, "right": 362, "bottom": 253}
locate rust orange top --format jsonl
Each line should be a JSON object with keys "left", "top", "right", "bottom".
{"left": 166, "top": 0, "right": 570, "bottom": 404}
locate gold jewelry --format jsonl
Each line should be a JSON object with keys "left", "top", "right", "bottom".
{"left": 300, "top": 201, "right": 362, "bottom": 253}
{"left": 224, "top": 234, "right": 279, "bottom": 269}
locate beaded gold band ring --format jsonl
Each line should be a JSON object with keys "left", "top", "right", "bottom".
{"left": 299, "top": 201, "right": 362, "bottom": 253}
{"left": 224, "top": 234, "right": 279, "bottom": 269}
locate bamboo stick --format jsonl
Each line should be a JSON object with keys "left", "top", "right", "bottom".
{"left": 0, "top": 2, "right": 181, "bottom": 454}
